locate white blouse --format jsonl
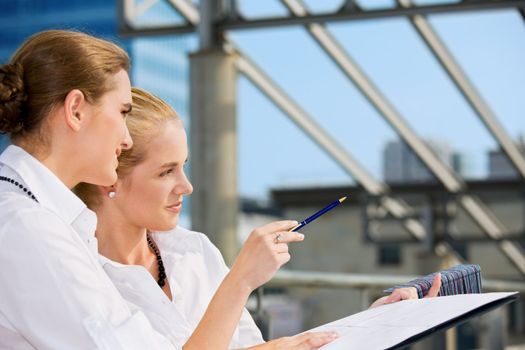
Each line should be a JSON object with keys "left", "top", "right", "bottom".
{"left": 100, "top": 226, "right": 265, "bottom": 349}
{"left": 0, "top": 145, "right": 175, "bottom": 350}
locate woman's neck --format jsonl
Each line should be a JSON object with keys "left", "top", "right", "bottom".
{"left": 96, "top": 205, "right": 173, "bottom": 300}
{"left": 95, "top": 210, "right": 152, "bottom": 266}
{"left": 15, "top": 140, "right": 79, "bottom": 189}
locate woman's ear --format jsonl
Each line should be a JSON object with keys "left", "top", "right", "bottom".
{"left": 63, "top": 89, "right": 86, "bottom": 132}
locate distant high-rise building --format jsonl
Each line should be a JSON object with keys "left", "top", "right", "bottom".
{"left": 131, "top": 36, "right": 193, "bottom": 123}
{"left": 383, "top": 139, "right": 463, "bottom": 183}
{"left": 488, "top": 135, "right": 525, "bottom": 179}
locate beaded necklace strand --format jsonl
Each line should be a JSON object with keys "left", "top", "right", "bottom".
{"left": 146, "top": 234, "right": 167, "bottom": 287}
{"left": 0, "top": 176, "right": 38, "bottom": 202}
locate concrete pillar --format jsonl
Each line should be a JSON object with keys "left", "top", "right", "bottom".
{"left": 190, "top": 49, "right": 238, "bottom": 265}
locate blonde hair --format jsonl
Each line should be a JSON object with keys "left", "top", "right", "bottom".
{"left": 75, "top": 87, "right": 181, "bottom": 207}
{"left": 0, "top": 30, "right": 130, "bottom": 143}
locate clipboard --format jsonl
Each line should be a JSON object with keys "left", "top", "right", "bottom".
{"left": 306, "top": 292, "right": 519, "bottom": 350}
{"left": 390, "top": 292, "right": 518, "bottom": 349}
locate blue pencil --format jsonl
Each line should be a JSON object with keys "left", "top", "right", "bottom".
{"left": 289, "top": 196, "right": 348, "bottom": 232}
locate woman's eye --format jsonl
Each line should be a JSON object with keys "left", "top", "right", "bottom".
{"left": 160, "top": 169, "right": 174, "bottom": 177}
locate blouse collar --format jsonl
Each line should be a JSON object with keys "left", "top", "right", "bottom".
{"left": 0, "top": 145, "right": 97, "bottom": 249}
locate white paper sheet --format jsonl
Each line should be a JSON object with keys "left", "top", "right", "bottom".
{"left": 305, "top": 292, "right": 518, "bottom": 350}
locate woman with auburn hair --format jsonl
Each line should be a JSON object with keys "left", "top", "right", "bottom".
{"left": 77, "top": 87, "right": 440, "bottom": 350}
{"left": 0, "top": 30, "right": 179, "bottom": 349}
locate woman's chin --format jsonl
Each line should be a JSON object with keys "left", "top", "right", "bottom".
{"left": 152, "top": 219, "right": 179, "bottom": 232}
{"left": 83, "top": 171, "right": 117, "bottom": 187}
{"left": 167, "top": 218, "right": 179, "bottom": 230}
{"left": 104, "top": 170, "right": 118, "bottom": 185}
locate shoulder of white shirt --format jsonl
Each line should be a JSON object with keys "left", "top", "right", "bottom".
{"left": 0, "top": 191, "right": 68, "bottom": 234}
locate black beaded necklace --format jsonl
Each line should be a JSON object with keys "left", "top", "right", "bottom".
{"left": 146, "top": 234, "right": 167, "bottom": 288}
{"left": 0, "top": 176, "right": 38, "bottom": 202}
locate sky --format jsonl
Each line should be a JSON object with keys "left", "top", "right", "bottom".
{"left": 226, "top": 0, "right": 525, "bottom": 199}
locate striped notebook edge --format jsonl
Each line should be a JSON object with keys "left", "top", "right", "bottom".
{"left": 384, "top": 264, "right": 482, "bottom": 298}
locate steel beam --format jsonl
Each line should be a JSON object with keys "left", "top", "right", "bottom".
{"left": 118, "top": 0, "right": 195, "bottom": 37}
{"left": 234, "top": 50, "right": 429, "bottom": 243}
{"left": 281, "top": 0, "right": 525, "bottom": 275}
{"left": 167, "top": 0, "right": 428, "bottom": 242}
{"left": 119, "top": 1, "right": 525, "bottom": 35}
{"left": 400, "top": 0, "right": 525, "bottom": 179}
{"left": 216, "top": 1, "right": 525, "bottom": 31}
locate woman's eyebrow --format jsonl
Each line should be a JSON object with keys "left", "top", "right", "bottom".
{"left": 159, "top": 162, "right": 178, "bottom": 169}
{"left": 159, "top": 158, "right": 189, "bottom": 169}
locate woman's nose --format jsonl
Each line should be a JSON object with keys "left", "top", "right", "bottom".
{"left": 122, "top": 126, "right": 133, "bottom": 150}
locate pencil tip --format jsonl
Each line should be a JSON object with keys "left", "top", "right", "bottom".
{"left": 339, "top": 196, "right": 347, "bottom": 203}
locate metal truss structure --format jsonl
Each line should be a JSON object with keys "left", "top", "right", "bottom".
{"left": 118, "top": 0, "right": 525, "bottom": 275}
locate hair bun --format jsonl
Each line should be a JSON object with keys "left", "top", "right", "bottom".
{"left": 0, "top": 63, "right": 27, "bottom": 134}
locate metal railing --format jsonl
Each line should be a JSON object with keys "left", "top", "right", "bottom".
{"left": 268, "top": 269, "right": 525, "bottom": 293}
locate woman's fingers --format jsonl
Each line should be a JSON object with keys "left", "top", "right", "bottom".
{"left": 260, "top": 220, "right": 299, "bottom": 234}
{"left": 291, "top": 332, "right": 339, "bottom": 349}
{"left": 276, "top": 252, "right": 291, "bottom": 266}
{"left": 230, "top": 219, "right": 305, "bottom": 290}
{"left": 371, "top": 273, "right": 442, "bottom": 309}
{"left": 383, "top": 293, "right": 400, "bottom": 304}
{"left": 262, "top": 332, "right": 339, "bottom": 350}
{"left": 384, "top": 287, "right": 418, "bottom": 304}
{"left": 368, "top": 296, "right": 389, "bottom": 309}
{"left": 424, "top": 273, "right": 441, "bottom": 298}
{"left": 274, "top": 242, "right": 289, "bottom": 254}
{"left": 272, "top": 231, "right": 305, "bottom": 244}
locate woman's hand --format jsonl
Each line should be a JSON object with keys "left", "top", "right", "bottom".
{"left": 369, "top": 273, "right": 442, "bottom": 309}
{"left": 184, "top": 221, "right": 305, "bottom": 350}
{"left": 229, "top": 220, "right": 304, "bottom": 292}
{"left": 248, "top": 332, "right": 339, "bottom": 350}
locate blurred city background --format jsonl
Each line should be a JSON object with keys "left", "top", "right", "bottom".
{"left": 1, "top": 0, "right": 524, "bottom": 349}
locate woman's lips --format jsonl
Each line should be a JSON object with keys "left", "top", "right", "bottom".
{"left": 166, "top": 202, "right": 182, "bottom": 213}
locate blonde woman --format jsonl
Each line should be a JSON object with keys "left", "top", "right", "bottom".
{"left": 77, "top": 87, "right": 440, "bottom": 350}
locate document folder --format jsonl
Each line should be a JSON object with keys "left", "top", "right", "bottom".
{"left": 306, "top": 292, "right": 518, "bottom": 350}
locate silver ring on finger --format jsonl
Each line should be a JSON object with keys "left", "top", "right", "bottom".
{"left": 274, "top": 233, "right": 282, "bottom": 244}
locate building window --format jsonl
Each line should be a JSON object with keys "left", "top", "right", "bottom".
{"left": 378, "top": 244, "right": 402, "bottom": 266}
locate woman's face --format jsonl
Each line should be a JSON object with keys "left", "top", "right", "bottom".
{"left": 81, "top": 70, "right": 133, "bottom": 186}
{"left": 116, "top": 121, "right": 193, "bottom": 231}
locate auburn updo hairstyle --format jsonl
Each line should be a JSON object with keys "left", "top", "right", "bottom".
{"left": 0, "top": 30, "right": 130, "bottom": 144}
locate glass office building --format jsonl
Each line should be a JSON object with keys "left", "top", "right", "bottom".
{"left": 0, "top": 0, "right": 193, "bottom": 150}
